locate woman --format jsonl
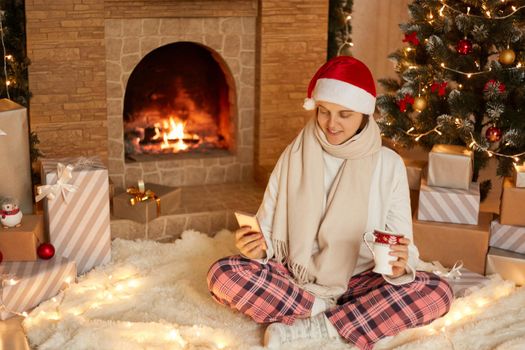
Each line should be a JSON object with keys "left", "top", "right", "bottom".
{"left": 207, "top": 56, "right": 453, "bottom": 350}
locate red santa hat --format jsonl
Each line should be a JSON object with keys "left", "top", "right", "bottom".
{"left": 303, "top": 56, "right": 376, "bottom": 115}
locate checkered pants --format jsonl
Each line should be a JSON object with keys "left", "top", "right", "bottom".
{"left": 207, "top": 255, "right": 453, "bottom": 350}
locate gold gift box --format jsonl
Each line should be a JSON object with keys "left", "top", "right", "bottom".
{"left": 113, "top": 183, "right": 182, "bottom": 223}
{"left": 427, "top": 144, "right": 473, "bottom": 190}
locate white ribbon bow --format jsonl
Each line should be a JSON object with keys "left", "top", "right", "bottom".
{"left": 35, "top": 163, "right": 78, "bottom": 203}
{"left": 0, "top": 129, "right": 6, "bottom": 136}
{"left": 431, "top": 260, "right": 464, "bottom": 280}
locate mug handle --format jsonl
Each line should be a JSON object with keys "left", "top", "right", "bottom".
{"left": 363, "top": 231, "right": 375, "bottom": 258}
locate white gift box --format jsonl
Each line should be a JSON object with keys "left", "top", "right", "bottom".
{"left": 486, "top": 247, "right": 525, "bottom": 286}
{"left": 427, "top": 144, "right": 473, "bottom": 190}
{"left": 513, "top": 163, "right": 525, "bottom": 188}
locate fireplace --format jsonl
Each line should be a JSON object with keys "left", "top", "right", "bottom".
{"left": 123, "top": 42, "right": 235, "bottom": 160}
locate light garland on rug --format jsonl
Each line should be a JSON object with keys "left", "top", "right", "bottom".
{"left": 22, "top": 265, "right": 233, "bottom": 350}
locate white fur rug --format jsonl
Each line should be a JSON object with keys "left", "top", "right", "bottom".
{"left": 23, "top": 230, "right": 525, "bottom": 350}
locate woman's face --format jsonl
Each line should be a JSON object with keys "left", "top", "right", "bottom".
{"left": 316, "top": 101, "right": 364, "bottom": 145}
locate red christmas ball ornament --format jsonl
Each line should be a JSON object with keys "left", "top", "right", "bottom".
{"left": 37, "top": 243, "right": 55, "bottom": 260}
{"left": 456, "top": 38, "right": 473, "bottom": 55}
{"left": 486, "top": 126, "right": 502, "bottom": 143}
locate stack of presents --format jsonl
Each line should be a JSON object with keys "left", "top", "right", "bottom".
{"left": 0, "top": 98, "right": 183, "bottom": 321}
{"left": 406, "top": 144, "right": 525, "bottom": 294}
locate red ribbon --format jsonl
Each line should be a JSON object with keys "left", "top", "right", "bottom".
{"left": 398, "top": 94, "right": 415, "bottom": 113}
{"left": 431, "top": 81, "right": 448, "bottom": 96}
{"left": 1, "top": 208, "right": 20, "bottom": 219}
{"left": 402, "top": 32, "right": 420, "bottom": 46}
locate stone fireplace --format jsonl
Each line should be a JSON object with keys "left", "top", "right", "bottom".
{"left": 106, "top": 15, "right": 254, "bottom": 188}
{"left": 123, "top": 42, "right": 234, "bottom": 159}
{"left": 25, "top": 0, "right": 328, "bottom": 239}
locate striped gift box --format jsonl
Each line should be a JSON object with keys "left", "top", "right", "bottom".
{"left": 41, "top": 157, "right": 111, "bottom": 275}
{"left": 490, "top": 219, "right": 525, "bottom": 254}
{"left": 418, "top": 179, "right": 480, "bottom": 225}
{"left": 443, "top": 268, "right": 491, "bottom": 298}
{"left": 0, "top": 257, "right": 76, "bottom": 320}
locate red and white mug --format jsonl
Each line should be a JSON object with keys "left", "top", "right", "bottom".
{"left": 363, "top": 229, "right": 404, "bottom": 275}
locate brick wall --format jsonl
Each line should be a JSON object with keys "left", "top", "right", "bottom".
{"left": 25, "top": 0, "right": 329, "bottom": 185}
{"left": 25, "top": 0, "right": 107, "bottom": 160}
{"left": 255, "top": 0, "right": 328, "bottom": 183}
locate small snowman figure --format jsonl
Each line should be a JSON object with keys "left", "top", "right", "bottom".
{"left": 1, "top": 198, "right": 23, "bottom": 229}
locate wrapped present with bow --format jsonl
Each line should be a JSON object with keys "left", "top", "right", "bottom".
{"left": 113, "top": 181, "right": 181, "bottom": 223}
{"left": 37, "top": 157, "right": 111, "bottom": 275}
{"left": 0, "top": 256, "right": 76, "bottom": 320}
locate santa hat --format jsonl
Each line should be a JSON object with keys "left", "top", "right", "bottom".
{"left": 303, "top": 56, "right": 376, "bottom": 115}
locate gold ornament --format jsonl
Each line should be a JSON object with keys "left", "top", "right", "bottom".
{"left": 413, "top": 96, "right": 427, "bottom": 112}
{"left": 499, "top": 49, "right": 516, "bottom": 65}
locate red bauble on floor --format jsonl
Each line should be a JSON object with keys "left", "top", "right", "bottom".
{"left": 37, "top": 243, "right": 55, "bottom": 260}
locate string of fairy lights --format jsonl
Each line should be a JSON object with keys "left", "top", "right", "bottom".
{"left": 337, "top": 12, "right": 354, "bottom": 56}
{"left": 397, "top": 0, "right": 525, "bottom": 164}
{"left": 0, "top": 11, "right": 12, "bottom": 99}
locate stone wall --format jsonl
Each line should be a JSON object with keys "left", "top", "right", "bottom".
{"left": 105, "top": 17, "right": 256, "bottom": 189}
{"left": 25, "top": 0, "right": 329, "bottom": 187}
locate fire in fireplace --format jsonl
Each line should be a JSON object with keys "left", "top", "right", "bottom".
{"left": 123, "top": 42, "right": 234, "bottom": 160}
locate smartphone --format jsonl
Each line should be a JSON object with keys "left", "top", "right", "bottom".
{"left": 234, "top": 211, "right": 262, "bottom": 233}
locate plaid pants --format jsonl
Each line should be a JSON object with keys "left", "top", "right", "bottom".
{"left": 207, "top": 255, "right": 453, "bottom": 350}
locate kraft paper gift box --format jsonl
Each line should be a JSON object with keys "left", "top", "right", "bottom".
{"left": 403, "top": 159, "right": 427, "bottom": 191}
{"left": 113, "top": 182, "right": 181, "bottom": 223}
{"left": 486, "top": 247, "right": 525, "bottom": 286}
{"left": 0, "top": 257, "right": 76, "bottom": 320}
{"left": 413, "top": 211, "right": 492, "bottom": 274}
{"left": 514, "top": 163, "right": 525, "bottom": 188}
{"left": 418, "top": 178, "right": 480, "bottom": 225}
{"left": 427, "top": 144, "right": 473, "bottom": 190}
{"left": 39, "top": 157, "right": 111, "bottom": 275}
{"left": 0, "top": 215, "right": 44, "bottom": 261}
{"left": 490, "top": 218, "right": 525, "bottom": 254}
{"left": 0, "top": 99, "right": 33, "bottom": 214}
{"left": 500, "top": 177, "right": 525, "bottom": 226}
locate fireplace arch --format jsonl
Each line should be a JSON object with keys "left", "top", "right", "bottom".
{"left": 123, "top": 41, "right": 236, "bottom": 160}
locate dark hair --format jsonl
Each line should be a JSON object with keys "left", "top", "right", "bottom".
{"left": 355, "top": 114, "right": 369, "bottom": 135}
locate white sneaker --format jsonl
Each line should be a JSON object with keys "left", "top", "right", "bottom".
{"left": 264, "top": 314, "right": 331, "bottom": 349}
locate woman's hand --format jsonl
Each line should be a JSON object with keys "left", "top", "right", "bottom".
{"left": 235, "top": 226, "right": 267, "bottom": 259}
{"left": 389, "top": 237, "right": 410, "bottom": 278}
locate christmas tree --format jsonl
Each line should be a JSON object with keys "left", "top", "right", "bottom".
{"left": 328, "top": 0, "right": 354, "bottom": 59}
{"left": 0, "top": 0, "right": 30, "bottom": 107}
{"left": 376, "top": 0, "right": 525, "bottom": 192}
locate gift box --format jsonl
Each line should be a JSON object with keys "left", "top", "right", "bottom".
{"left": 0, "top": 257, "right": 76, "bottom": 320}
{"left": 403, "top": 159, "right": 427, "bottom": 191}
{"left": 444, "top": 268, "right": 492, "bottom": 298}
{"left": 514, "top": 163, "right": 525, "bottom": 188}
{"left": 418, "top": 178, "right": 480, "bottom": 225}
{"left": 500, "top": 177, "right": 525, "bottom": 226}
{"left": 39, "top": 157, "right": 111, "bottom": 275}
{"left": 413, "top": 212, "right": 492, "bottom": 274}
{"left": 113, "top": 182, "right": 181, "bottom": 223}
{"left": 427, "top": 144, "right": 473, "bottom": 190}
{"left": 0, "top": 215, "right": 44, "bottom": 261}
{"left": 490, "top": 218, "right": 525, "bottom": 254}
{"left": 486, "top": 247, "right": 525, "bottom": 286}
{"left": 0, "top": 99, "right": 33, "bottom": 214}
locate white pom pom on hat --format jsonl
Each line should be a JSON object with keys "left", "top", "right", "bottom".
{"left": 303, "top": 56, "right": 376, "bottom": 115}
